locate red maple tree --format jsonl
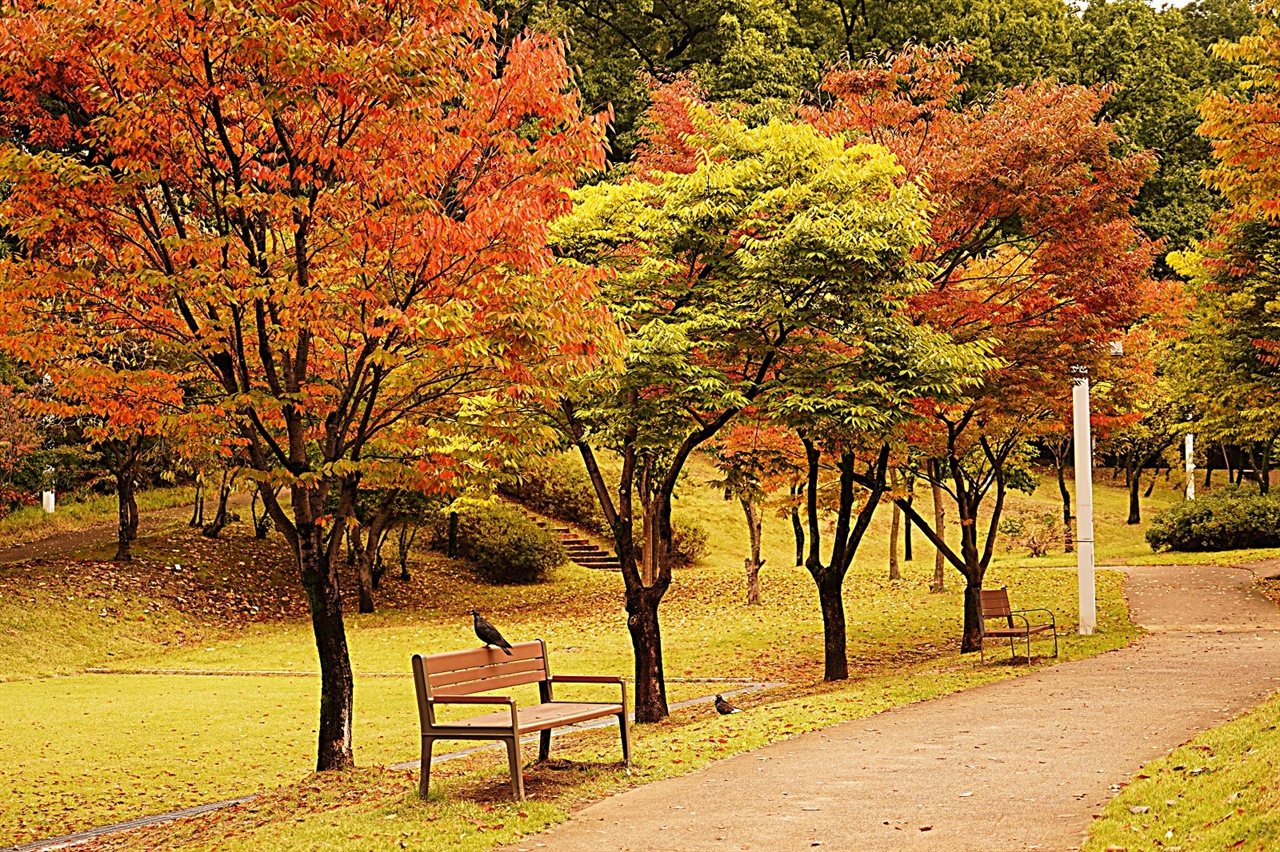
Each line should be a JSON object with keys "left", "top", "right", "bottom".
{"left": 0, "top": 0, "right": 608, "bottom": 769}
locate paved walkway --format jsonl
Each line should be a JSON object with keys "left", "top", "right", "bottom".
{"left": 511, "top": 566, "right": 1280, "bottom": 852}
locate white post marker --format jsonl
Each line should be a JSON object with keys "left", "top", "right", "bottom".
{"left": 1072, "top": 368, "right": 1096, "bottom": 636}
{"left": 1185, "top": 433, "right": 1196, "bottom": 501}
{"left": 41, "top": 490, "right": 55, "bottom": 514}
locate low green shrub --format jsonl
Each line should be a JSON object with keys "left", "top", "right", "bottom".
{"left": 452, "top": 501, "right": 566, "bottom": 584}
{"left": 501, "top": 454, "right": 607, "bottom": 533}
{"left": 1147, "top": 489, "right": 1280, "bottom": 552}
{"left": 670, "top": 519, "right": 709, "bottom": 566}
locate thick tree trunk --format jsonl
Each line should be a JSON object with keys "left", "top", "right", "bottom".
{"left": 114, "top": 470, "right": 137, "bottom": 562}
{"left": 961, "top": 577, "right": 984, "bottom": 654}
{"left": 818, "top": 573, "right": 848, "bottom": 681}
{"left": 740, "top": 497, "right": 763, "bottom": 605}
{"left": 626, "top": 585, "right": 668, "bottom": 722}
{"left": 297, "top": 525, "right": 355, "bottom": 771}
{"left": 930, "top": 462, "right": 946, "bottom": 593}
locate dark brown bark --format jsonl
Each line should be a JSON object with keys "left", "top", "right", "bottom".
{"left": 818, "top": 572, "right": 847, "bottom": 681}
{"left": 298, "top": 522, "right": 354, "bottom": 771}
{"left": 799, "top": 436, "right": 890, "bottom": 681}
{"left": 112, "top": 434, "right": 143, "bottom": 562}
{"left": 202, "top": 466, "right": 240, "bottom": 538}
{"left": 446, "top": 511, "right": 459, "bottom": 558}
{"left": 962, "top": 579, "right": 983, "bottom": 654}
{"left": 791, "top": 484, "right": 804, "bottom": 567}
{"left": 626, "top": 584, "right": 668, "bottom": 720}
{"left": 350, "top": 526, "right": 374, "bottom": 615}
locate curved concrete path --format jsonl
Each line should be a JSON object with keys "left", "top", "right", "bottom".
{"left": 511, "top": 566, "right": 1280, "bottom": 852}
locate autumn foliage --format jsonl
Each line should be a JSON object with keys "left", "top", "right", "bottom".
{"left": 0, "top": 0, "right": 608, "bottom": 769}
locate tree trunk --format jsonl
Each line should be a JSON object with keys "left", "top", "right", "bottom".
{"left": 903, "top": 499, "right": 913, "bottom": 561}
{"left": 113, "top": 435, "right": 142, "bottom": 562}
{"left": 961, "top": 577, "right": 984, "bottom": 654}
{"left": 740, "top": 496, "right": 763, "bottom": 605}
{"left": 349, "top": 526, "right": 375, "bottom": 615}
{"left": 1127, "top": 453, "right": 1142, "bottom": 525}
{"left": 396, "top": 522, "right": 418, "bottom": 581}
{"left": 930, "top": 461, "right": 946, "bottom": 593}
{"left": 1203, "top": 447, "right": 1215, "bottom": 489}
{"left": 115, "top": 469, "right": 137, "bottom": 561}
{"left": 297, "top": 523, "right": 354, "bottom": 771}
{"left": 446, "top": 511, "right": 459, "bottom": 558}
{"left": 818, "top": 573, "right": 848, "bottom": 681}
{"left": 791, "top": 497, "right": 804, "bottom": 567}
{"left": 190, "top": 472, "right": 204, "bottom": 527}
{"left": 626, "top": 585, "right": 668, "bottom": 722}
{"left": 888, "top": 502, "right": 901, "bottom": 581}
{"left": 202, "top": 466, "right": 239, "bottom": 538}
{"left": 1053, "top": 443, "right": 1074, "bottom": 553}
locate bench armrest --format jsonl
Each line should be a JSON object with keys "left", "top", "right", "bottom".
{"left": 551, "top": 674, "right": 627, "bottom": 707}
{"left": 552, "top": 675, "right": 624, "bottom": 684}
{"left": 1010, "top": 607, "right": 1056, "bottom": 624}
{"left": 427, "top": 695, "right": 519, "bottom": 731}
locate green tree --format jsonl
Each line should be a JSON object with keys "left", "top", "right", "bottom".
{"left": 550, "top": 94, "right": 932, "bottom": 718}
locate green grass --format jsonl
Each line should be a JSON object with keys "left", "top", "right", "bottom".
{"left": 1085, "top": 689, "right": 1280, "bottom": 852}
{"left": 0, "top": 485, "right": 196, "bottom": 550}
{"left": 0, "top": 490, "right": 1138, "bottom": 847}
{"left": 0, "top": 453, "right": 1181, "bottom": 849}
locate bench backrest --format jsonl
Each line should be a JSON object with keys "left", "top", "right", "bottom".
{"left": 980, "top": 588, "right": 1014, "bottom": 628}
{"left": 412, "top": 640, "right": 550, "bottom": 727}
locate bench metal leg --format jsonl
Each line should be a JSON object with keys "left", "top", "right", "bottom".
{"left": 538, "top": 729, "right": 552, "bottom": 763}
{"left": 505, "top": 737, "right": 525, "bottom": 801}
{"left": 618, "top": 711, "right": 631, "bottom": 766}
{"left": 418, "top": 737, "right": 436, "bottom": 799}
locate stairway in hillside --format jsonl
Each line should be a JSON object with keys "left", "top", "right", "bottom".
{"left": 523, "top": 510, "right": 621, "bottom": 571}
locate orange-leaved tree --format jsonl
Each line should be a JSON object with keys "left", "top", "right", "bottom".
{"left": 0, "top": 0, "right": 608, "bottom": 770}
{"left": 805, "top": 47, "right": 1166, "bottom": 652}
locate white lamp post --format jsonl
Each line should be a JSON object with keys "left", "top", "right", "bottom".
{"left": 1072, "top": 366, "right": 1096, "bottom": 636}
{"left": 1185, "top": 433, "right": 1196, "bottom": 501}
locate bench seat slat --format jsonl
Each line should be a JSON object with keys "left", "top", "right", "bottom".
{"left": 434, "top": 701, "right": 623, "bottom": 733}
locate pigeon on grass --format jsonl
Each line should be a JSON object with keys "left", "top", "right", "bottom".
{"left": 471, "top": 609, "right": 513, "bottom": 655}
{"left": 714, "top": 694, "right": 742, "bottom": 715}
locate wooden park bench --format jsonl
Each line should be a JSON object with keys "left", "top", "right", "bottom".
{"left": 980, "top": 588, "right": 1059, "bottom": 664}
{"left": 411, "top": 639, "right": 629, "bottom": 800}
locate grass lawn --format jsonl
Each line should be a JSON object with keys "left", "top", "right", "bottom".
{"left": 0, "top": 485, "right": 197, "bottom": 551}
{"left": 0, "top": 455, "right": 1149, "bottom": 850}
{"left": 1084, "top": 688, "right": 1280, "bottom": 852}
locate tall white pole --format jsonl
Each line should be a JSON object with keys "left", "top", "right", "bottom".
{"left": 1072, "top": 370, "right": 1096, "bottom": 635}
{"left": 1185, "top": 433, "right": 1196, "bottom": 501}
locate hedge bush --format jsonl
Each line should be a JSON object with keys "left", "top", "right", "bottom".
{"left": 1147, "top": 490, "right": 1280, "bottom": 552}
{"left": 453, "top": 501, "right": 566, "bottom": 584}
{"left": 669, "top": 520, "right": 709, "bottom": 566}
{"left": 501, "top": 454, "right": 607, "bottom": 533}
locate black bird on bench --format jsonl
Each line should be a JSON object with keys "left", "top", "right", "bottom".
{"left": 714, "top": 694, "right": 742, "bottom": 715}
{"left": 472, "top": 609, "right": 513, "bottom": 655}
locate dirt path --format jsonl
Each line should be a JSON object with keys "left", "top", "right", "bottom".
{"left": 510, "top": 566, "right": 1280, "bottom": 852}
{"left": 0, "top": 494, "right": 250, "bottom": 565}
